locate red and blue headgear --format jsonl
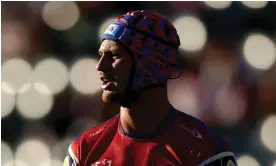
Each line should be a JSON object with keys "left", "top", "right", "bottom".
{"left": 102, "top": 10, "right": 181, "bottom": 107}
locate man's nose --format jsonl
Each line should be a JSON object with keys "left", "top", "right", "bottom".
{"left": 96, "top": 56, "right": 109, "bottom": 72}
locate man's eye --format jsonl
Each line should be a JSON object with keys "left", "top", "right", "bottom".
{"left": 98, "top": 52, "right": 103, "bottom": 57}
{"left": 113, "top": 54, "right": 120, "bottom": 59}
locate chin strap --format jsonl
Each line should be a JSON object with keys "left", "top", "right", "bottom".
{"left": 120, "top": 83, "right": 166, "bottom": 108}
{"left": 119, "top": 90, "right": 139, "bottom": 108}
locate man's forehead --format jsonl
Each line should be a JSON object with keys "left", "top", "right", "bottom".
{"left": 99, "top": 40, "right": 120, "bottom": 52}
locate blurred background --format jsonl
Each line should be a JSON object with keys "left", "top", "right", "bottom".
{"left": 1, "top": 1, "right": 276, "bottom": 166}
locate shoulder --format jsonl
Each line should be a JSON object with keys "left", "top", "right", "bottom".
{"left": 198, "top": 151, "right": 237, "bottom": 166}
{"left": 173, "top": 109, "right": 230, "bottom": 151}
{"left": 172, "top": 109, "right": 237, "bottom": 165}
{"left": 63, "top": 115, "right": 119, "bottom": 166}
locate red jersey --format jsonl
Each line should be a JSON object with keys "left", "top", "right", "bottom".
{"left": 63, "top": 108, "right": 237, "bottom": 166}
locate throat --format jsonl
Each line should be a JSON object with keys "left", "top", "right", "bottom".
{"left": 119, "top": 85, "right": 173, "bottom": 138}
{"left": 119, "top": 105, "right": 175, "bottom": 139}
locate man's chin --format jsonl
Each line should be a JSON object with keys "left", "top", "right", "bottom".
{"left": 102, "top": 90, "right": 121, "bottom": 104}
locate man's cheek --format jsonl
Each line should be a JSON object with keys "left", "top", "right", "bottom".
{"left": 112, "top": 60, "right": 121, "bottom": 68}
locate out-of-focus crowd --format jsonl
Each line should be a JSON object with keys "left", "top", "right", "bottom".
{"left": 1, "top": 2, "right": 276, "bottom": 166}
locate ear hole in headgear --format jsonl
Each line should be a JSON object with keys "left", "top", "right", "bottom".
{"left": 169, "top": 51, "right": 184, "bottom": 80}
{"left": 169, "top": 68, "right": 184, "bottom": 80}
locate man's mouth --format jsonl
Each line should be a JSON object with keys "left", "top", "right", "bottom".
{"left": 101, "top": 81, "right": 115, "bottom": 90}
{"left": 100, "top": 74, "right": 116, "bottom": 90}
{"left": 100, "top": 77, "right": 115, "bottom": 90}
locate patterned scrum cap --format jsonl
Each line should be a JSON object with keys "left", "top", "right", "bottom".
{"left": 103, "top": 10, "right": 180, "bottom": 92}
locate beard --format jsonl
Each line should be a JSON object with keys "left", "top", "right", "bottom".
{"left": 102, "top": 90, "right": 123, "bottom": 104}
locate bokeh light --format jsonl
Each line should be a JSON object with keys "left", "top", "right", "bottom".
{"left": 260, "top": 115, "right": 276, "bottom": 153}
{"left": 33, "top": 82, "right": 52, "bottom": 95}
{"left": 38, "top": 159, "right": 63, "bottom": 166}
{"left": 66, "top": 117, "right": 99, "bottom": 137}
{"left": 16, "top": 83, "right": 53, "bottom": 120}
{"left": 241, "top": 1, "right": 268, "bottom": 9}
{"left": 173, "top": 15, "right": 207, "bottom": 52}
{"left": 5, "top": 160, "right": 29, "bottom": 166}
{"left": 32, "top": 58, "right": 69, "bottom": 94}
{"left": 1, "top": 141, "right": 13, "bottom": 166}
{"left": 42, "top": 1, "right": 80, "bottom": 31}
{"left": 2, "top": 58, "right": 32, "bottom": 93}
{"left": 51, "top": 137, "right": 74, "bottom": 161}
{"left": 98, "top": 16, "right": 116, "bottom": 42}
{"left": 243, "top": 33, "right": 276, "bottom": 70}
{"left": 273, "top": 161, "right": 276, "bottom": 166}
{"left": 2, "top": 20, "right": 30, "bottom": 56}
{"left": 167, "top": 72, "right": 201, "bottom": 118}
{"left": 1, "top": 82, "right": 16, "bottom": 118}
{"left": 27, "top": 1, "right": 46, "bottom": 15}
{"left": 204, "top": 1, "right": 232, "bottom": 9}
{"left": 70, "top": 57, "right": 102, "bottom": 94}
{"left": 214, "top": 85, "right": 247, "bottom": 127}
{"left": 15, "top": 139, "right": 51, "bottom": 166}
{"left": 237, "top": 155, "right": 260, "bottom": 166}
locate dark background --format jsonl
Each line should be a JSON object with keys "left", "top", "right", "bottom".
{"left": 1, "top": 1, "right": 276, "bottom": 166}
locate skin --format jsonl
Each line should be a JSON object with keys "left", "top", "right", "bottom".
{"left": 97, "top": 40, "right": 172, "bottom": 135}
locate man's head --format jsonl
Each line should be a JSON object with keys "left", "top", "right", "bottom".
{"left": 97, "top": 10, "right": 180, "bottom": 107}
{"left": 97, "top": 40, "right": 132, "bottom": 103}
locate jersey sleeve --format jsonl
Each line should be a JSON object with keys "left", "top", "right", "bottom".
{"left": 63, "top": 140, "right": 80, "bottom": 166}
{"left": 199, "top": 139, "right": 237, "bottom": 166}
{"left": 63, "top": 115, "right": 119, "bottom": 166}
{"left": 199, "top": 151, "right": 237, "bottom": 166}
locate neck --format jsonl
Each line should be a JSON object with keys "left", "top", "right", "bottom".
{"left": 120, "top": 85, "right": 172, "bottom": 135}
